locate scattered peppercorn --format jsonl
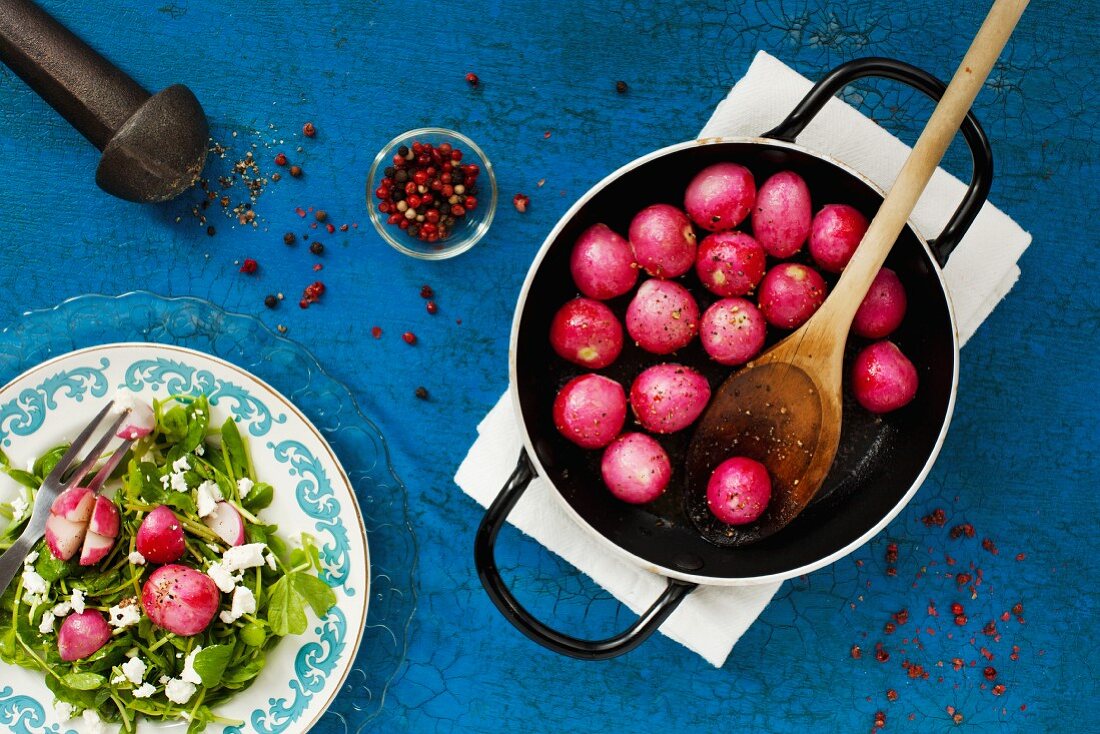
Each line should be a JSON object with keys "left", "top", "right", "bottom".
{"left": 264, "top": 294, "right": 278, "bottom": 309}
{"left": 240, "top": 258, "right": 258, "bottom": 274}
{"left": 274, "top": 152, "right": 288, "bottom": 166}
{"left": 277, "top": 324, "right": 288, "bottom": 334}
{"left": 992, "top": 684, "right": 1006, "bottom": 696}
{"left": 981, "top": 538, "right": 998, "bottom": 554}
{"left": 377, "top": 140, "right": 481, "bottom": 241}
{"left": 299, "top": 281, "right": 325, "bottom": 309}
{"left": 414, "top": 386, "right": 429, "bottom": 400}
{"left": 289, "top": 165, "right": 303, "bottom": 178}
{"left": 426, "top": 301, "right": 438, "bottom": 315}
{"left": 513, "top": 193, "right": 530, "bottom": 212}
{"left": 850, "top": 644, "right": 862, "bottom": 659}
{"left": 420, "top": 285, "right": 435, "bottom": 299}
{"left": 465, "top": 72, "right": 479, "bottom": 86}
{"left": 206, "top": 226, "right": 216, "bottom": 236}
{"left": 303, "top": 122, "right": 316, "bottom": 137}
{"left": 615, "top": 80, "right": 628, "bottom": 93}
{"left": 371, "top": 326, "right": 382, "bottom": 339}
{"left": 983, "top": 666, "right": 997, "bottom": 681}
{"left": 315, "top": 210, "right": 327, "bottom": 222}
{"left": 310, "top": 241, "right": 324, "bottom": 255}
{"left": 922, "top": 508, "right": 946, "bottom": 526}
{"left": 271, "top": 172, "right": 281, "bottom": 182}
{"left": 402, "top": 331, "right": 417, "bottom": 345}
{"left": 886, "top": 689, "right": 898, "bottom": 702}
{"left": 325, "top": 223, "right": 335, "bottom": 234}
{"left": 874, "top": 642, "right": 889, "bottom": 663}
{"left": 284, "top": 232, "right": 296, "bottom": 246}
{"left": 949, "top": 523, "right": 976, "bottom": 539}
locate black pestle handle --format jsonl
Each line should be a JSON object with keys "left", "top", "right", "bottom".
{"left": 0, "top": 0, "right": 209, "bottom": 202}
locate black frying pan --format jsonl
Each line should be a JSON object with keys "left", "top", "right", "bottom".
{"left": 475, "top": 58, "right": 992, "bottom": 660}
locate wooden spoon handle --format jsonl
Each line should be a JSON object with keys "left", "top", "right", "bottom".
{"left": 821, "top": 0, "right": 1029, "bottom": 326}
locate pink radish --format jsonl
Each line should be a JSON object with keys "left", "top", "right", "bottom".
{"left": 699, "top": 298, "right": 768, "bottom": 366}
{"left": 79, "top": 531, "right": 116, "bottom": 566}
{"left": 57, "top": 610, "right": 112, "bottom": 661}
{"left": 852, "top": 268, "right": 907, "bottom": 339}
{"left": 553, "top": 374, "right": 628, "bottom": 450}
{"left": 600, "top": 433, "right": 671, "bottom": 504}
{"left": 629, "top": 364, "right": 711, "bottom": 434}
{"left": 50, "top": 486, "right": 94, "bottom": 524}
{"left": 88, "top": 496, "right": 120, "bottom": 538}
{"left": 752, "top": 171, "right": 812, "bottom": 258}
{"left": 142, "top": 564, "right": 220, "bottom": 636}
{"left": 851, "top": 341, "right": 919, "bottom": 414}
{"left": 684, "top": 163, "right": 755, "bottom": 232}
{"left": 706, "top": 456, "right": 772, "bottom": 525}
{"left": 694, "top": 231, "right": 766, "bottom": 297}
{"left": 549, "top": 298, "right": 624, "bottom": 370}
{"left": 203, "top": 501, "right": 247, "bottom": 546}
{"left": 628, "top": 204, "right": 697, "bottom": 278}
{"left": 45, "top": 514, "right": 88, "bottom": 561}
{"left": 569, "top": 224, "right": 638, "bottom": 300}
{"left": 625, "top": 279, "right": 700, "bottom": 355}
{"left": 809, "top": 204, "right": 868, "bottom": 273}
{"left": 115, "top": 396, "right": 156, "bottom": 440}
{"left": 136, "top": 505, "right": 186, "bottom": 564}
{"left": 757, "top": 263, "right": 827, "bottom": 329}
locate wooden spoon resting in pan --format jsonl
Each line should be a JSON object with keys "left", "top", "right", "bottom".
{"left": 684, "top": 0, "right": 1028, "bottom": 545}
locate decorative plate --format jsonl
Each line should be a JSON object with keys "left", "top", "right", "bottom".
{"left": 0, "top": 294, "right": 416, "bottom": 734}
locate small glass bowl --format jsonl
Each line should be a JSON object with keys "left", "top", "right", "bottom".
{"left": 366, "top": 127, "right": 497, "bottom": 260}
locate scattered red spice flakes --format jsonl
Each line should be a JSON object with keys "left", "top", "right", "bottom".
{"left": 981, "top": 538, "right": 998, "bottom": 554}
{"left": 513, "top": 193, "right": 530, "bottom": 213}
{"left": 949, "top": 523, "right": 975, "bottom": 539}
{"left": 992, "top": 684, "right": 1006, "bottom": 696}
{"left": 420, "top": 285, "right": 435, "bottom": 299}
{"left": 954, "top": 614, "right": 968, "bottom": 626}
{"left": 239, "top": 258, "right": 258, "bottom": 274}
{"left": 980, "top": 646, "right": 993, "bottom": 661}
{"left": 893, "top": 608, "right": 909, "bottom": 625}
{"left": 884, "top": 622, "right": 896, "bottom": 635}
{"left": 851, "top": 644, "right": 862, "bottom": 659}
{"left": 946, "top": 706, "right": 964, "bottom": 725}
{"left": 885, "top": 543, "right": 898, "bottom": 563}
{"left": 1012, "top": 602, "right": 1023, "bottom": 616}
{"left": 982, "top": 621, "right": 998, "bottom": 636}
{"left": 922, "top": 508, "right": 946, "bottom": 527}
{"left": 903, "top": 661, "right": 929, "bottom": 679}
{"left": 886, "top": 689, "right": 898, "bottom": 702}
{"left": 325, "top": 223, "right": 336, "bottom": 234}
{"left": 874, "top": 642, "right": 889, "bottom": 662}
{"left": 299, "top": 281, "right": 325, "bottom": 309}
{"left": 371, "top": 326, "right": 382, "bottom": 339}
{"left": 426, "top": 301, "right": 439, "bottom": 315}
{"left": 886, "top": 567, "right": 897, "bottom": 577}
{"left": 872, "top": 710, "right": 886, "bottom": 732}
{"left": 952, "top": 657, "right": 965, "bottom": 671}
{"left": 927, "top": 601, "right": 938, "bottom": 616}
{"left": 303, "top": 122, "right": 316, "bottom": 138}
{"left": 313, "top": 263, "right": 323, "bottom": 272}
{"left": 1010, "top": 645, "right": 1020, "bottom": 661}
{"left": 983, "top": 666, "right": 997, "bottom": 680}
{"left": 1015, "top": 552, "right": 1026, "bottom": 561}
{"left": 295, "top": 207, "right": 307, "bottom": 217}
{"left": 274, "top": 152, "right": 288, "bottom": 166}
{"left": 402, "top": 331, "right": 417, "bottom": 345}
{"left": 340, "top": 224, "right": 349, "bottom": 232}
{"left": 1001, "top": 611, "right": 1011, "bottom": 622}
{"left": 543, "top": 130, "right": 552, "bottom": 139}
{"left": 950, "top": 602, "right": 964, "bottom": 615}
{"left": 465, "top": 72, "right": 479, "bottom": 86}
{"left": 956, "top": 572, "right": 971, "bottom": 585}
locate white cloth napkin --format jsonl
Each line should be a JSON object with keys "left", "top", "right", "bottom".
{"left": 455, "top": 51, "right": 1032, "bottom": 668}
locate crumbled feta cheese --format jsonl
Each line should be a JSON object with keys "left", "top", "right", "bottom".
{"left": 108, "top": 598, "right": 141, "bottom": 629}
{"left": 128, "top": 550, "right": 146, "bottom": 566}
{"left": 171, "top": 456, "right": 191, "bottom": 473}
{"left": 195, "top": 480, "right": 221, "bottom": 518}
{"left": 54, "top": 701, "right": 75, "bottom": 721}
{"left": 170, "top": 472, "right": 189, "bottom": 493}
{"left": 21, "top": 567, "right": 48, "bottom": 605}
{"left": 265, "top": 551, "right": 277, "bottom": 571}
{"left": 51, "top": 601, "right": 71, "bottom": 616}
{"left": 82, "top": 709, "right": 107, "bottom": 734}
{"left": 164, "top": 677, "right": 196, "bottom": 705}
{"left": 70, "top": 588, "right": 86, "bottom": 614}
{"left": 222, "top": 543, "right": 267, "bottom": 572}
{"left": 111, "top": 672, "right": 125, "bottom": 685}
{"left": 38, "top": 611, "right": 55, "bottom": 634}
{"left": 10, "top": 496, "right": 28, "bottom": 520}
{"left": 194, "top": 443, "right": 205, "bottom": 456}
{"left": 206, "top": 561, "right": 239, "bottom": 593}
{"left": 23, "top": 551, "right": 38, "bottom": 566}
{"left": 237, "top": 477, "right": 255, "bottom": 498}
{"left": 219, "top": 585, "right": 257, "bottom": 624}
{"left": 121, "top": 656, "right": 147, "bottom": 685}
{"left": 159, "top": 675, "right": 170, "bottom": 685}
{"left": 132, "top": 682, "right": 156, "bottom": 699}
{"left": 160, "top": 474, "right": 171, "bottom": 490}
{"left": 181, "top": 646, "right": 203, "bottom": 685}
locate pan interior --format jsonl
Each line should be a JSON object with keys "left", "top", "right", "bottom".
{"left": 515, "top": 141, "right": 954, "bottom": 580}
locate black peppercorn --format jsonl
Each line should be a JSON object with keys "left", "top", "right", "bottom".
{"left": 616, "top": 80, "right": 628, "bottom": 94}
{"left": 206, "top": 226, "right": 216, "bottom": 236}
{"left": 408, "top": 225, "right": 419, "bottom": 238}
{"left": 394, "top": 170, "right": 408, "bottom": 184}
{"left": 384, "top": 166, "right": 395, "bottom": 178}
{"left": 309, "top": 241, "right": 324, "bottom": 255}
{"left": 283, "top": 232, "right": 296, "bottom": 246}
{"left": 264, "top": 294, "right": 278, "bottom": 309}
{"left": 414, "top": 386, "right": 429, "bottom": 400}
{"left": 397, "top": 145, "right": 409, "bottom": 157}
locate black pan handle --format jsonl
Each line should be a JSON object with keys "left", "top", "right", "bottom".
{"left": 762, "top": 57, "right": 993, "bottom": 266}
{"left": 475, "top": 449, "right": 698, "bottom": 660}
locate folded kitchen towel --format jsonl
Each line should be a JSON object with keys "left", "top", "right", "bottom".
{"left": 455, "top": 50, "right": 1032, "bottom": 668}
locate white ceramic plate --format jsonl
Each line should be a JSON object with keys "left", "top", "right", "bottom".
{"left": 0, "top": 343, "right": 369, "bottom": 733}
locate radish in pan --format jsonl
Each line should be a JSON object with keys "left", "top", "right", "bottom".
{"left": 203, "top": 501, "right": 247, "bottom": 546}
{"left": 757, "top": 263, "right": 827, "bottom": 329}
{"left": 600, "top": 433, "right": 671, "bottom": 504}
{"left": 706, "top": 456, "right": 772, "bottom": 525}
{"left": 628, "top": 204, "right": 697, "bottom": 278}
{"left": 808, "top": 203, "right": 869, "bottom": 273}
{"left": 684, "top": 162, "right": 756, "bottom": 232}
{"left": 629, "top": 364, "right": 711, "bottom": 434}
{"left": 569, "top": 223, "right": 638, "bottom": 300}
{"left": 553, "top": 374, "right": 628, "bottom": 449}
{"left": 625, "top": 279, "right": 700, "bottom": 355}
{"left": 694, "top": 230, "right": 767, "bottom": 297}
{"left": 699, "top": 298, "right": 767, "bottom": 366}
{"left": 851, "top": 341, "right": 919, "bottom": 414}
{"left": 57, "top": 610, "right": 112, "bottom": 661}
{"left": 142, "top": 564, "right": 220, "bottom": 636}
{"left": 136, "top": 505, "right": 186, "bottom": 564}
{"left": 752, "top": 171, "right": 812, "bottom": 258}
{"left": 549, "top": 297, "right": 624, "bottom": 369}
{"left": 852, "top": 268, "right": 907, "bottom": 339}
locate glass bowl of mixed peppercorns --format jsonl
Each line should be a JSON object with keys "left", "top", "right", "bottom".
{"left": 367, "top": 127, "right": 497, "bottom": 259}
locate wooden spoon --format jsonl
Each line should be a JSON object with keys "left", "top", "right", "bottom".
{"left": 685, "top": 0, "right": 1029, "bottom": 546}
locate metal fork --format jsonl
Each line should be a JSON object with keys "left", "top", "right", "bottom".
{"left": 0, "top": 402, "right": 133, "bottom": 595}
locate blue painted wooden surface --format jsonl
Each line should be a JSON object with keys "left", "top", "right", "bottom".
{"left": 0, "top": 0, "right": 1096, "bottom": 731}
